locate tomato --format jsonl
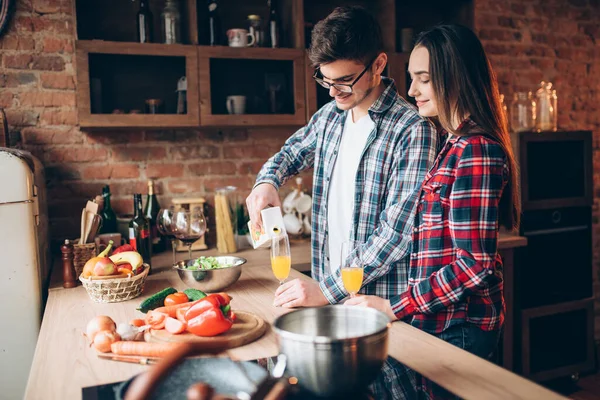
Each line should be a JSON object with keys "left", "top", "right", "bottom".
{"left": 164, "top": 292, "right": 190, "bottom": 307}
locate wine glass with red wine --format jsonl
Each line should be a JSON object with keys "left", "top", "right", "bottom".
{"left": 157, "top": 207, "right": 179, "bottom": 265}
{"left": 171, "top": 208, "right": 207, "bottom": 260}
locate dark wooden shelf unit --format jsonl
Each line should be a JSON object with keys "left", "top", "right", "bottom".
{"left": 75, "top": 40, "right": 199, "bottom": 128}
{"left": 513, "top": 130, "right": 596, "bottom": 382}
{"left": 74, "top": 0, "right": 475, "bottom": 127}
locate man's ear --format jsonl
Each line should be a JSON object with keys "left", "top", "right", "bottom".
{"left": 374, "top": 53, "right": 388, "bottom": 75}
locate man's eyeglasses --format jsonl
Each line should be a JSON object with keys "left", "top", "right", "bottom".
{"left": 313, "top": 58, "right": 376, "bottom": 94}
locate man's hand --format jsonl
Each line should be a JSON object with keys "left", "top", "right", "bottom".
{"left": 245, "top": 183, "right": 281, "bottom": 231}
{"left": 345, "top": 295, "right": 398, "bottom": 321}
{"left": 273, "top": 278, "right": 330, "bottom": 308}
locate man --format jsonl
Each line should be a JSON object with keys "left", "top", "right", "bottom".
{"left": 246, "top": 6, "right": 437, "bottom": 310}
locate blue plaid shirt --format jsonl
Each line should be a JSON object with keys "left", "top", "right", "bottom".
{"left": 256, "top": 78, "right": 438, "bottom": 303}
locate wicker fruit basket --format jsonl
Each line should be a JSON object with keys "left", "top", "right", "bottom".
{"left": 79, "top": 264, "right": 150, "bottom": 303}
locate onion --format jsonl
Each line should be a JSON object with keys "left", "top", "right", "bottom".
{"left": 84, "top": 316, "right": 116, "bottom": 344}
{"left": 93, "top": 330, "right": 121, "bottom": 353}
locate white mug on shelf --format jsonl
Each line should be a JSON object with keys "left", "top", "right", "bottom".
{"left": 226, "top": 95, "right": 247, "bottom": 115}
{"left": 227, "top": 29, "right": 255, "bottom": 47}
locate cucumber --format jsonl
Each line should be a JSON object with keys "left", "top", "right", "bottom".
{"left": 137, "top": 287, "right": 177, "bottom": 313}
{"left": 184, "top": 288, "right": 207, "bottom": 302}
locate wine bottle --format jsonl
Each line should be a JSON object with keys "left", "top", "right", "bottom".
{"left": 144, "top": 180, "right": 165, "bottom": 254}
{"left": 99, "top": 185, "right": 118, "bottom": 234}
{"left": 267, "top": 0, "right": 280, "bottom": 48}
{"left": 129, "top": 194, "right": 153, "bottom": 273}
{"left": 137, "top": 0, "right": 154, "bottom": 43}
{"left": 207, "top": 0, "right": 222, "bottom": 46}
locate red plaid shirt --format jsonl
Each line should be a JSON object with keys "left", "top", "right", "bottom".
{"left": 390, "top": 119, "right": 508, "bottom": 333}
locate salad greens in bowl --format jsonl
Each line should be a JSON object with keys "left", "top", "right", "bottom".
{"left": 173, "top": 256, "right": 246, "bottom": 292}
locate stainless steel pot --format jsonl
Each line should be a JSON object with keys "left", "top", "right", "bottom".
{"left": 273, "top": 305, "right": 390, "bottom": 397}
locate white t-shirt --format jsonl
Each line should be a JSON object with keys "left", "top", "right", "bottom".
{"left": 327, "top": 111, "right": 374, "bottom": 274}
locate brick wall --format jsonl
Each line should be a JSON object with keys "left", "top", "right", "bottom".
{"left": 1, "top": 0, "right": 599, "bottom": 337}
{"left": 474, "top": 0, "right": 600, "bottom": 342}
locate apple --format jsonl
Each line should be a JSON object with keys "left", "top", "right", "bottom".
{"left": 83, "top": 256, "right": 116, "bottom": 277}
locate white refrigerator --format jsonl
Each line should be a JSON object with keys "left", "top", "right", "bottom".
{"left": 0, "top": 148, "right": 49, "bottom": 400}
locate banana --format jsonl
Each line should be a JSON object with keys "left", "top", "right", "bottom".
{"left": 109, "top": 251, "right": 143, "bottom": 269}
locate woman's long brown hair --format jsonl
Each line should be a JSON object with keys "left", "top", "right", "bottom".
{"left": 415, "top": 24, "right": 521, "bottom": 231}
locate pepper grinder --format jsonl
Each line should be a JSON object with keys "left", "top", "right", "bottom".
{"left": 61, "top": 239, "right": 77, "bottom": 288}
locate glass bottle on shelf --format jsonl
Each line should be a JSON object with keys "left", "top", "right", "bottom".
{"left": 144, "top": 180, "right": 165, "bottom": 254}
{"left": 176, "top": 76, "right": 187, "bottom": 114}
{"left": 136, "top": 0, "right": 154, "bottom": 43}
{"left": 267, "top": 0, "right": 281, "bottom": 48}
{"left": 535, "top": 81, "right": 558, "bottom": 132}
{"left": 510, "top": 92, "right": 536, "bottom": 133}
{"left": 207, "top": 0, "right": 222, "bottom": 46}
{"left": 99, "top": 185, "right": 118, "bottom": 234}
{"left": 129, "top": 194, "right": 152, "bottom": 273}
{"left": 161, "top": 0, "right": 181, "bottom": 44}
{"left": 248, "top": 15, "right": 264, "bottom": 47}
{"left": 499, "top": 94, "right": 508, "bottom": 128}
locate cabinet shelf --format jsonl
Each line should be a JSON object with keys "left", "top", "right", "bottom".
{"left": 198, "top": 46, "right": 307, "bottom": 127}
{"left": 75, "top": 40, "right": 200, "bottom": 128}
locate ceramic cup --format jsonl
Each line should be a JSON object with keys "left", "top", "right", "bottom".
{"left": 227, "top": 29, "right": 255, "bottom": 47}
{"left": 226, "top": 95, "right": 247, "bottom": 115}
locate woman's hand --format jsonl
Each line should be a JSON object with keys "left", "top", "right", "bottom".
{"left": 345, "top": 295, "right": 398, "bottom": 321}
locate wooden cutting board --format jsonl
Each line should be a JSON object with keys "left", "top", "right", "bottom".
{"left": 144, "top": 311, "right": 267, "bottom": 350}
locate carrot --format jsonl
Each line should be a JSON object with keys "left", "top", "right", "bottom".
{"left": 165, "top": 317, "right": 187, "bottom": 334}
{"left": 110, "top": 341, "right": 182, "bottom": 358}
{"left": 130, "top": 318, "right": 146, "bottom": 327}
{"left": 176, "top": 307, "right": 187, "bottom": 323}
{"left": 153, "top": 299, "right": 203, "bottom": 318}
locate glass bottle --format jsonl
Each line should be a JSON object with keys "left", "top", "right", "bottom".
{"left": 161, "top": 0, "right": 181, "bottom": 44}
{"left": 247, "top": 15, "right": 264, "bottom": 47}
{"left": 144, "top": 180, "right": 165, "bottom": 254}
{"left": 99, "top": 185, "right": 118, "bottom": 234}
{"left": 207, "top": 0, "right": 222, "bottom": 46}
{"left": 510, "top": 92, "right": 536, "bottom": 133}
{"left": 130, "top": 194, "right": 152, "bottom": 273}
{"left": 499, "top": 94, "right": 508, "bottom": 129}
{"left": 176, "top": 76, "right": 187, "bottom": 114}
{"left": 535, "top": 81, "right": 558, "bottom": 132}
{"left": 137, "top": 0, "right": 154, "bottom": 43}
{"left": 267, "top": 0, "right": 281, "bottom": 48}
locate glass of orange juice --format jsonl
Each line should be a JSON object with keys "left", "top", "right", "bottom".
{"left": 271, "top": 233, "right": 291, "bottom": 285}
{"left": 340, "top": 240, "right": 363, "bottom": 298}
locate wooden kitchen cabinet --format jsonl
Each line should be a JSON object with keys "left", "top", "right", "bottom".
{"left": 73, "top": 0, "right": 474, "bottom": 128}
{"left": 75, "top": 40, "right": 200, "bottom": 128}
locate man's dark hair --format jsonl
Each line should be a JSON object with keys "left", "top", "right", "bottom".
{"left": 308, "top": 6, "right": 383, "bottom": 67}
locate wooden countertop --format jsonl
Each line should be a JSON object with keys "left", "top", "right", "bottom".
{"left": 26, "top": 234, "right": 560, "bottom": 400}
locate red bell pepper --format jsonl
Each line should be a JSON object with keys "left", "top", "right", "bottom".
{"left": 184, "top": 293, "right": 234, "bottom": 337}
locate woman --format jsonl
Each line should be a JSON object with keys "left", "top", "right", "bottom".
{"left": 346, "top": 24, "right": 520, "bottom": 398}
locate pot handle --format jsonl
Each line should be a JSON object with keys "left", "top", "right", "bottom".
{"left": 124, "top": 342, "right": 222, "bottom": 400}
